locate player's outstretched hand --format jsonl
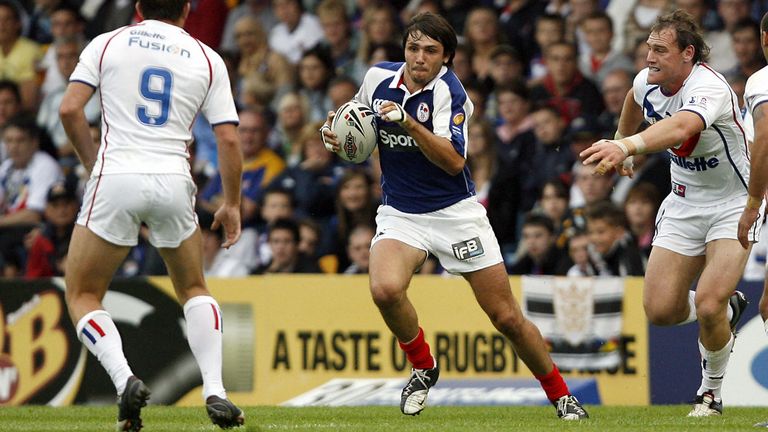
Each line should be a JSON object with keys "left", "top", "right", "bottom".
{"left": 319, "top": 111, "right": 338, "bottom": 152}
{"left": 211, "top": 203, "right": 242, "bottom": 249}
{"left": 378, "top": 100, "right": 408, "bottom": 124}
{"left": 580, "top": 139, "right": 628, "bottom": 176}
{"left": 737, "top": 207, "right": 760, "bottom": 249}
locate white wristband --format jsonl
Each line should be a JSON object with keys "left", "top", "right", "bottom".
{"left": 626, "top": 134, "right": 647, "bottom": 154}
{"left": 613, "top": 140, "right": 630, "bottom": 156}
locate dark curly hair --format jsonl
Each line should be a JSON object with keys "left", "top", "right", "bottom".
{"left": 650, "top": 9, "right": 710, "bottom": 64}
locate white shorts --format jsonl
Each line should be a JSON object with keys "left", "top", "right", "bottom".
{"left": 77, "top": 173, "right": 198, "bottom": 248}
{"left": 372, "top": 197, "right": 503, "bottom": 274}
{"left": 652, "top": 194, "right": 761, "bottom": 256}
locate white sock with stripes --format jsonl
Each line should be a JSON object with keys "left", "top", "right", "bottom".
{"left": 696, "top": 333, "right": 735, "bottom": 401}
{"left": 76, "top": 310, "right": 133, "bottom": 395}
{"left": 184, "top": 295, "right": 226, "bottom": 400}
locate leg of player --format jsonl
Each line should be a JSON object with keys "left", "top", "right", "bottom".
{"left": 158, "top": 228, "right": 244, "bottom": 429}
{"left": 368, "top": 239, "right": 437, "bottom": 416}
{"left": 643, "top": 247, "right": 705, "bottom": 327}
{"left": 65, "top": 225, "right": 150, "bottom": 432}
{"left": 686, "top": 239, "right": 751, "bottom": 417}
{"left": 761, "top": 279, "right": 768, "bottom": 335}
{"left": 464, "top": 263, "right": 588, "bottom": 420}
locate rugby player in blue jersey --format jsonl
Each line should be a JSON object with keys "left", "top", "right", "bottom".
{"left": 320, "top": 12, "right": 587, "bottom": 420}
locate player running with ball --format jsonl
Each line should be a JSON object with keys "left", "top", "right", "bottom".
{"left": 320, "top": 12, "right": 587, "bottom": 420}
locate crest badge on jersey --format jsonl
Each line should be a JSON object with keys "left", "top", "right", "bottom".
{"left": 452, "top": 113, "right": 465, "bottom": 126}
{"left": 417, "top": 102, "right": 430, "bottom": 122}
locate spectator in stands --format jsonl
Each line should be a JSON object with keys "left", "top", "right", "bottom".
{"left": 255, "top": 187, "right": 296, "bottom": 268}
{"left": 497, "top": 0, "right": 546, "bottom": 68}
{"left": 220, "top": 0, "right": 277, "bottom": 53}
{"left": 578, "top": 11, "right": 634, "bottom": 87}
{"left": 509, "top": 213, "right": 565, "bottom": 275}
{"left": 567, "top": 114, "right": 605, "bottom": 170}
{"left": 631, "top": 35, "right": 650, "bottom": 73}
{"left": 724, "top": 19, "right": 766, "bottom": 81}
{"left": 231, "top": 14, "right": 294, "bottom": 108}
{"left": 26, "top": 0, "right": 64, "bottom": 44}
{"left": 317, "top": 0, "right": 364, "bottom": 83}
{"left": 485, "top": 45, "right": 525, "bottom": 119}
{"left": 537, "top": 178, "right": 571, "bottom": 247}
{"left": 494, "top": 81, "right": 535, "bottom": 169}
{"left": 37, "top": 37, "right": 99, "bottom": 155}
{"left": 81, "top": 0, "right": 135, "bottom": 40}
{"left": 297, "top": 217, "right": 322, "bottom": 260}
{"left": 563, "top": 0, "right": 600, "bottom": 53}
{"left": 678, "top": 0, "right": 736, "bottom": 73}
{"left": 467, "top": 118, "right": 497, "bottom": 208}
{"left": 327, "top": 75, "right": 359, "bottom": 110}
{"left": 355, "top": 2, "right": 400, "bottom": 67}
{"left": 0, "top": 0, "right": 43, "bottom": 111}
{"left": 623, "top": 182, "right": 661, "bottom": 258}
{"left": 613, "top": 0, "right": 674, "bottom": 57}
{"left": 343, "top": 224, "right": 374, "bottom": 274}
{"left": 366, "top": 41, "right": 405, "bottom": 65}
{"left": 268, "top": 0, "right": 324, "bottom": 64}
{"left": 297, "top": 45, "right": 336, "bottom": 122}
{"left": 0, "top": 114, "right": 62, "bottom": 276}
{"left": 530, "top": 41, "right": 604, "bottom": 123}
{"left": 24, "top": 180, "right": 79, "bottom": 277}
{"left": 584, "top": 200, "right": 645, "bottom": 276}
{"left": 570, "top": 160, "right": 614, "bottom": 209}
{"left": 183, "top": 0, "right": 228, "bottom": 49}
{"left": 200, "top": 109, "right": 285, "bottom": 229}
{"left": 463, "top": 6, "right": 502, "bottom": 88}
{"left": 269, "top": 91, "right": 310, "bottom": 163}
{"left": 529, "top": 105, "right": 573, "bottom": 204}
{"left": 564, "top": 229, "right": 594, "bottom": 276}
{"left": 598, "top": 69, "right": 634, "bottom": 136}
{"left": 451, "top": 43, "right": 475, "bottom": 87}
{"left": 322, "top": 168, "right": 377, "bottom": 273}
{"left": 530, "top": 13, "right": 565, "bottom": 84}
{"left": 38, "top": 5, "right": 86, "bottom": 101}
{"left": 0, "top": 79, "right": 22, "bottom": 162}
{"left": 199, "top": 209, "right": 250, "bottom": 277}
{"left": 268, "top": 120, "right": 340, "bottom": 221}
{"left": 254, "top": 217, "right": 322, "bottom": 273}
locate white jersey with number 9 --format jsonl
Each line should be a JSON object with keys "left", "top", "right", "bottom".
{"left": 69, "top": 19, "right": 238, "bottom": 178}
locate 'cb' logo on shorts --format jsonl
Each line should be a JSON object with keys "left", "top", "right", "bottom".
{"left": 452, "top": 237, "right": 484, "bottom": 260}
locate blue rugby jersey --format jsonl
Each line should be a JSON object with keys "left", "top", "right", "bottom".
{"left": 354, "top": 62, "right": 475, "bottom": 213}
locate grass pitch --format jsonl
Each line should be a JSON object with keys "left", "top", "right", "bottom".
{"left": 1, "top": 405, "right": 767, "bottom": 431}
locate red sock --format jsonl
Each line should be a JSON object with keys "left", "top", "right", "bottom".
{"left": 534, "top": 364, "right": 569, "bottom": 402}
{"left": 398, "top": 327, "right": 434, "bottom": 369}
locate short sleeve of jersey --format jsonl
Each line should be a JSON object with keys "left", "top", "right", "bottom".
{"left": 745, "top": 67, "right": 768, "bottom": 119}
{"left": 432, "top": 77, "right": 472, "bottom": 156}
{"left": 632, "top": 68, "right": 649, "bottom": 106}
{"left": 353, "top": 68, "right": 373, "bottom": 106}
{"left": 677, "top": 71, "right": 730, "bottom": 128}
{"left": 200, "top": 48, "right": 238, "bottom": 125}
{"left": 69, "top": 32, "right": 111, "bottom": 87}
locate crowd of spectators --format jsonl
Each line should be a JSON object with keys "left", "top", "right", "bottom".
{"left": 1, "top": 0, "right": 766, "bottom": 278}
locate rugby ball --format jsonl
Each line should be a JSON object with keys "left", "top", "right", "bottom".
{"left": 331, "top": 100, "right": 378, "bottom": 163}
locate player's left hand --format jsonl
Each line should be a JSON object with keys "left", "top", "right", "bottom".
{"left": 319, "top": 111, "right": 338, "bottom": 152}
{"left": 580, "top": 139, "right": 628, "bottom": 176}
{"left": 212, "top": 203, "right": 242, "bottom": 249}
{"left": 737, "top": 207, "right": 760, "bottom": 249}
{"left": 378, "top": 101, "right": 408, "bottom": 124}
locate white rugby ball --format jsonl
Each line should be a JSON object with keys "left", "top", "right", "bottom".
{"left": 331, "top": 100, "right": 378, "bottom": 163}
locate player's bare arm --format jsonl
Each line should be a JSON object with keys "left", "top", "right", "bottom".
{"left": 738, "top": 103, "right": 768, "bottom": 248}
{"left": 59, "top": 82, "right": 98, "bottom": 172}
{"left": 616, "top": 89, "right": 645, "bottom": 138}
{"left": 379, "top": 100, "right": 465, "bottom": 175}
{"left": 211, "top": 123, "right": 243, "bottom": 249}
{"left": 581, "top": 110, "right": 704, "bottom": 175}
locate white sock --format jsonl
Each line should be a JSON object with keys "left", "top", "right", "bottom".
{"left": 679, "top": 291, "right": 698, "bottom": 325}
{"left": 764, "top": 319, "right": 768, "bottom": 336}
{"left": 184, "top": 296, "right": 226, "bottom": 400}
{"left": 76, "top": 310, "right": 133, "bottom": 395}
{"left": 696, "top": 333, "right": 735, "bottom": 401}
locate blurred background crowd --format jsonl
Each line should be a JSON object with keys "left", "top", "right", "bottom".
{"left": 1, "top": 0, "right": 766, "bottom": 279}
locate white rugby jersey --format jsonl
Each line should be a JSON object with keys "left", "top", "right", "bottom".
{"left": 70, "top": 20, "right": 238, "bottom": 177}
{"left": 354, "top": 62, "right": 475, "bottom": 213}
{"left": 744, "top": 65, "right": 768, "bottom": 143}
{"left": 633, "top": 64, "right": 750, "bottom": 204}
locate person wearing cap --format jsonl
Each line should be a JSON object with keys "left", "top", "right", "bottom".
{"left": 25, "top": 181, "right": 79, "bottom": 277}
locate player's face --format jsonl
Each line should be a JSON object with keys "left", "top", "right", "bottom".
{"left": 404, "top": 32, "right": 449, "bottom": 87}
{"left": 646, "top": 29, "right": 693, "bottom": 88}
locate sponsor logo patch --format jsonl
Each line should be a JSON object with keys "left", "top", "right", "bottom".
{"left": 672, "top": 181, "right": 686, "bottom": 197}
{"left": 452, "top": 237, "right": 484, "bottom": 260}
{"left": 453, "top": 113, "right": 465, "bottom": 126}
{"left": 417, "top": 102, "right": 430, "bottom": 122}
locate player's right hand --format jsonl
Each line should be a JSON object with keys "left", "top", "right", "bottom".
{"left": 580, "top": 139, "right": 627, "bottom": 176}
{"left": 737, "top": 207, "right": 760, "bottom": 249}
{"left": 211, "top": 203, "right": 242, "bottom": 249}
{"left": 320, "top": 111, "right": 338, "bottom": 152}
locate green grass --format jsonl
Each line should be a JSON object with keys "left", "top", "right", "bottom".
{"left": 1, "top": 405, "right": 767, "bottom": 431}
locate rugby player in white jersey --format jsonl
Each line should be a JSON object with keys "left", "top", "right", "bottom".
{"left": 581, "top": 10, "right": 754, "bottom": 417}
{"left": 738, "top": 11, "right": 768, "bottom": 396}
{"left": 321, "top": 12, "right": 587, "bottom": 420}
{"left": 59, "top": 0, "right": 244, "bottom": 429}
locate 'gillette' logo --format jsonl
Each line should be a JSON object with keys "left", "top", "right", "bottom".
{"left": 670, "top": 154, "right": 719, "bottom": 171}
{"left": 128, "top": 37, "right": 191, "bottom": 58}
{"left": 452, "top": 237, "right": 484, "bottom": 260}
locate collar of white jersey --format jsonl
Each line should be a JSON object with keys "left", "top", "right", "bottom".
{"left": 137, "top": 19, "right": 190, "bottom": 35}
{"left": 388, "top": 63, "right": 449, "bottom": 94}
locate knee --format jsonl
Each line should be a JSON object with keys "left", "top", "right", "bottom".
{"left": 369, "top": 280, "right": 405, "bottom": 309}
{"left": 643, "top": 300, "right": 685, "bottom": 326}
{"left": 487, "top": 308, "right": 526, "bottom": 339}
{"left": 695, "top": 296, "right": 726, "bottom": 325}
